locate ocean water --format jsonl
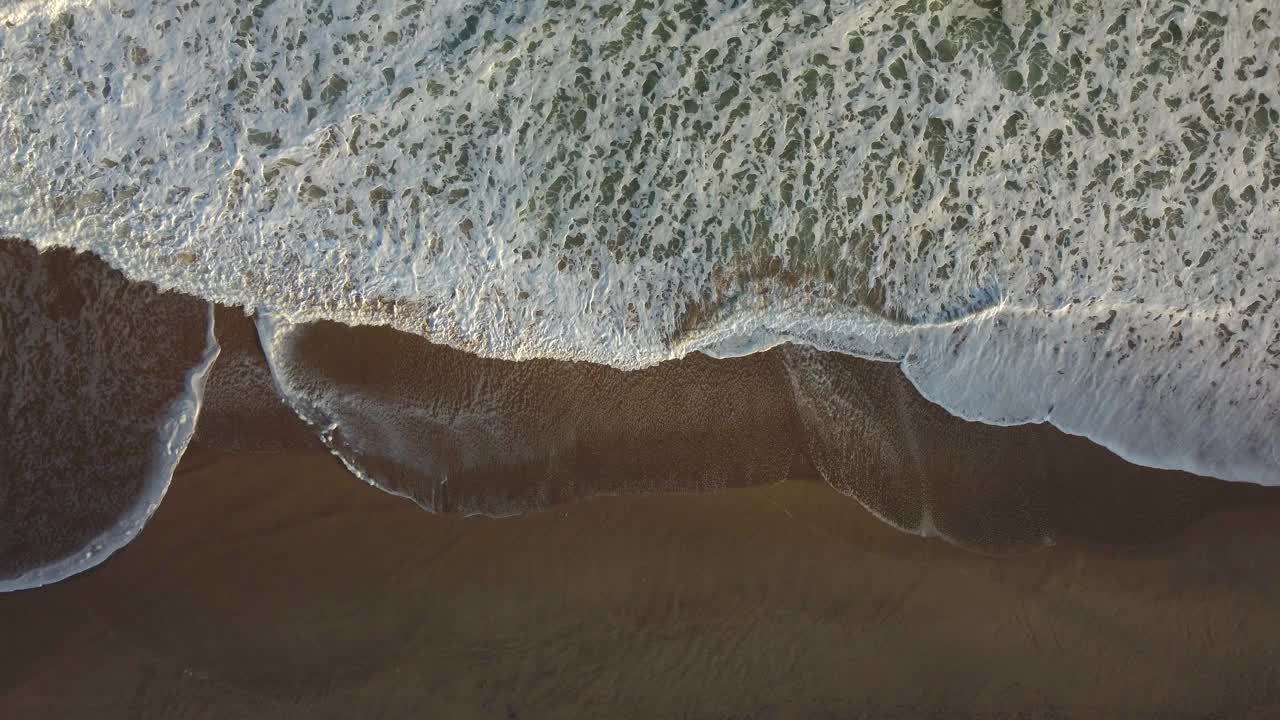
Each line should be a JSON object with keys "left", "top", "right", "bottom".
{"left": 1, "top": 0, "right": 1277, "bottom": 487}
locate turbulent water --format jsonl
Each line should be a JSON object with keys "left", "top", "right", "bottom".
{"left": 2, "top": 0, "right": 1278, "bottom": 482}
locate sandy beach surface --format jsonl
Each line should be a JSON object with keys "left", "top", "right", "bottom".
{"left": 4, "top": 448, "right": 1280, "bottom": 719}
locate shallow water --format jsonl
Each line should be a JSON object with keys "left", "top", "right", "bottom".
{"left": 0, "top": 240, "right": 216, "bottom": 591}
{"left": 261, "top": 313, "right": 1251, "bottom": 552}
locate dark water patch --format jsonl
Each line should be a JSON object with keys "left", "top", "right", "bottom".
{"left": 260, "top": 318, "right": 807, "bottom": 515}
{"left": 0, "top": 238, "right": 215, "bottom": 590}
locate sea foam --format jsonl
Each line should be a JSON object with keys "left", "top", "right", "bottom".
{"left": 1, "top": 0, "right": 1277, "bottom": 483}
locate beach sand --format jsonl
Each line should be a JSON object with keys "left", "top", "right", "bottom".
{"left": 4, "top": 448, "right": 1280, "bottom": 719}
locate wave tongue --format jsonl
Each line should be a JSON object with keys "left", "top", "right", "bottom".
{"left": 0, "top": 239, "right": 217, "bottom": 592}
{"left": 257, "top": 315, "right": 805, "bottom": 515}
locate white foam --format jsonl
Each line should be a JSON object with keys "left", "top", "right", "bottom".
{"left": 2, "top": 0, "right": 1277, "bottom": 483}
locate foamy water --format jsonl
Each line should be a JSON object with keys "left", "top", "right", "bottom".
{"left": 2, "top": 0, "right": 1277, "bottom": 482}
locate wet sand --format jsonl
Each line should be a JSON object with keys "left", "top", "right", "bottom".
{"left": 4, "top": 449, "right": 1280, "bottom": 719}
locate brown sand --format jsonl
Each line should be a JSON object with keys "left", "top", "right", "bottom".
{"left": 4, "top": 450, "right": 1280, "bottom": 719}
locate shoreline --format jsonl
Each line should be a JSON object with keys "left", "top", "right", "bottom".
{"left": 4, "top": 254, "right": 1276, "bottom": 585}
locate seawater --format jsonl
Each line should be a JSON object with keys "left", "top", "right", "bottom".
{"left": 1, "top": 0, "right": 1277, "bottom": 483}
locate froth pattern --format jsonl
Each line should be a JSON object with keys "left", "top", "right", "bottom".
{"left": 1, "top": 0, "right": 1277, "bottom": 481}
